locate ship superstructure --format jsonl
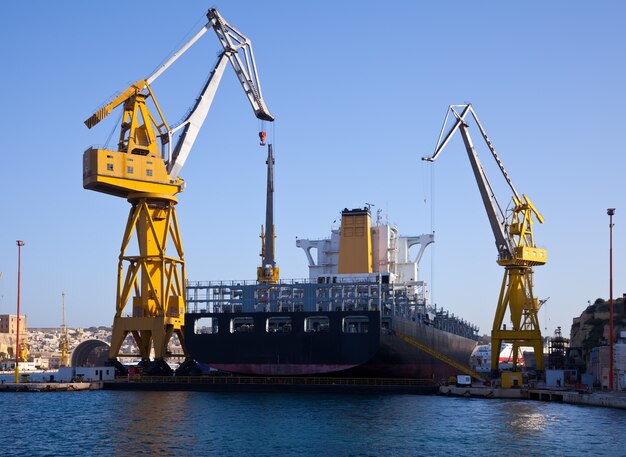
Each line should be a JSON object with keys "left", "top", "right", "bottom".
{"left": 297, "top": 207, "right": 434, "bottom": 309}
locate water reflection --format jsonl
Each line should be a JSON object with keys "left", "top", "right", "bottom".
{"left": 108, "top": 392, "right": 199, "bottom": 456}
{"left": 504, "top": 402, "right": 560, "bottom": 435}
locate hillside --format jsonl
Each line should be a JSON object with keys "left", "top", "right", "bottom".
{"left": 570, "top": 298, "right": 626, "bottom": 350}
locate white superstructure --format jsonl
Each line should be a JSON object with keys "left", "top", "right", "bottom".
{"left": 296, "top": 213, "right": 434, "bottom": 298}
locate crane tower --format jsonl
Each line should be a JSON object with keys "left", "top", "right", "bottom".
{"left": 257, "top": 144, "right": 280, "bottom": 284}
{"left": 59, "top": 292, "right": 69, "bottom": 368}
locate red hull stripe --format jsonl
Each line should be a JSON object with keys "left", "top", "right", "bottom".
{"left": 210, "top": 364, "right": 359, "bottom": 376}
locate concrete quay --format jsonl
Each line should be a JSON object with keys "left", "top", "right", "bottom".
{"left": 528, "top": 389, "right": 626, "bottom": 409}
{"left": 0, "top": 381, "right": 102, "bottom": 392}
{"left": 439, "top": 385, "right": 626, "bottom": 410}
{"left": 440, "top": 385, "right": 525, "bottom": 399}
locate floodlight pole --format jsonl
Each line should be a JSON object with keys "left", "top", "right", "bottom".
{"left": 607, "top": 209, "right": 615, "bottom": 390}
{"left": 14, "top": 240, "right": 25, "bottom": 384}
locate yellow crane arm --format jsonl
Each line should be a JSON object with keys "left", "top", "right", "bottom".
{"left": 524, "top": 194, "right": 544, "bottom": 224}
{"left": 84, "top": 20, "right": 213, "bottom": 131}
{"left": 84, "top": 80, "right": 147, "bottom": 129}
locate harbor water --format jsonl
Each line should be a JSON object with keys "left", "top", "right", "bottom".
{"left": 1, "top": 390, "right": 625, "bottom": 456}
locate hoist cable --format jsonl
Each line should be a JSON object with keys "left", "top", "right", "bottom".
{"left": 104, "top": 109, "right": 123, "bottom": 149}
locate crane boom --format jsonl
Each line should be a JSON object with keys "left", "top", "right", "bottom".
{"left": 208, "top": 8, "right": 274, "bottom": 122}
{"left": 167, "top": 53, "right": 229, "bottom": 179}
{"left": 84, "top": 80, "right": 147, "bottom": 129}
{"left": 85, "top": 26, "right": 211, "bottom": 130}
{"left": 167, "top": 9, "right": 275, "bottom": 178}
{"left": 466, "top": 108, "right": 521, "bottom": 200}
{"left": 425, "top": 105, "right": 512, "bottom": 259}
{"left": 147, "top": 25, "right": 210, "bottom": 86}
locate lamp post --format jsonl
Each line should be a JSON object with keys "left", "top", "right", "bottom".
{"left": 607, "top": 209, "right": 615, "bottom": 390}
{"left": 14, "top": 240, "right": 24, "bottom": 384}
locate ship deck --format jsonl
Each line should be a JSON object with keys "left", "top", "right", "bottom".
{"left": 186, "top": 277, "right": 479, "bottom": 341}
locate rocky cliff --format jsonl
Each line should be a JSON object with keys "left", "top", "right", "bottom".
{"left": 570, "top": 298, "right": 626, "bottom": 350}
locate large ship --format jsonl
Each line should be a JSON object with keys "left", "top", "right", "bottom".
{"left": 184, "top": 205, "right": 479, "bottom": 379}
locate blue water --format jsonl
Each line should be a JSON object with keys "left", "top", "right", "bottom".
{"left": 1, "top": 391, "right": 624, "bottom": 456}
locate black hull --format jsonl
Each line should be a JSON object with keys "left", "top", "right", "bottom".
{"left": 184, "top": 311, "right": 476, "bottom": 379}
{"left": 185, "top": 311, "right": 379, "bottom": 375}
{"left": 342, "top": 316, "right": 477, "bottom": 380}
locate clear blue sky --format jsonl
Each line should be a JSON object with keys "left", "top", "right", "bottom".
{"left": 1, "top": 1, "right": 624, "bottom": 338}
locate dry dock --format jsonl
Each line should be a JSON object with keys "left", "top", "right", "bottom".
{"left": 440, "top": 385, "right": 626, "bottom": 410}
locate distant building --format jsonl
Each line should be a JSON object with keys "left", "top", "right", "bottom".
{"left": 48, "top": 354, "right": 62, "bottom": 369}
{"left": 589, "top": 342, "right": 626, "bottom": 390}
{"left": 0, "top": 314, "right": 28, "bottom": 334}
{"left": 58, "top": 366, "right": 115, "bottom": 382}
{"left": 0, "top": 314, "right": 28, "bottom": 358}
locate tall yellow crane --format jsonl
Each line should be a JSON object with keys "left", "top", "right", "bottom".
{"left": 423, "top": 104, "right": 546, "bottom": 376}
{"left": 83, "top": 8, "right": 273, "bottom": 373}
{"left": 59, "top": 292, "right": 69, "bottom": 368}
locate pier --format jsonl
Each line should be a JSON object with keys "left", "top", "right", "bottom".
{"left": 439, "top": 385, "right": 626, "bottom": 410}
{"left": 0, "top": 381, "right": 102, "bottom": 392}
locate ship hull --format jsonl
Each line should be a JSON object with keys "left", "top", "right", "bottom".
{"left": 343, "top": 316, "right": 477, "bottom": 379}
{"left": 184, "top": 311, "right": 476, "bottom": 380}
{"left": 185, "top": 311, "right": 379, "bottom": 376}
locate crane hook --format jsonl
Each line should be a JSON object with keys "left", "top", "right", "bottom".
{"left": 259, "top": 130, "right": 267, "bottom": 146}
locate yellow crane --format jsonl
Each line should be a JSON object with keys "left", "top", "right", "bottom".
{"left": 18, "top": 342, "right": 28, "bottom": 365}
{"left": 59, "top": 292, "right": 69, "bottom": 368}
{"left": 423, "top": 104, "right": 546, "bottom": 376}
{"left": 83, "top": 8, "right": 273, "bottom": 373}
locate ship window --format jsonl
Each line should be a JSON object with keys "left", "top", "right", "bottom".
{"left": 343, "top": 316, "right": 369, "bottom": 334}
{"left": 230, "top": 317, "right": 254, "bottom": 333}
{"left": 127, "top": 166, "right": 134, "bottom": 174}
{"left": 106, "top": 163, "right": 114, "bottom": 171}
{"left": 304, "top": 316, "right": 329, "bottom": 333}
{"left": 194, "top": 317, "right": 219, "bottom": 334}
{"left": 146, "top": 169, "right": 153, "bottom": 177}
{"left": 266, "top": 317, "right": 292, "bottom": 333}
